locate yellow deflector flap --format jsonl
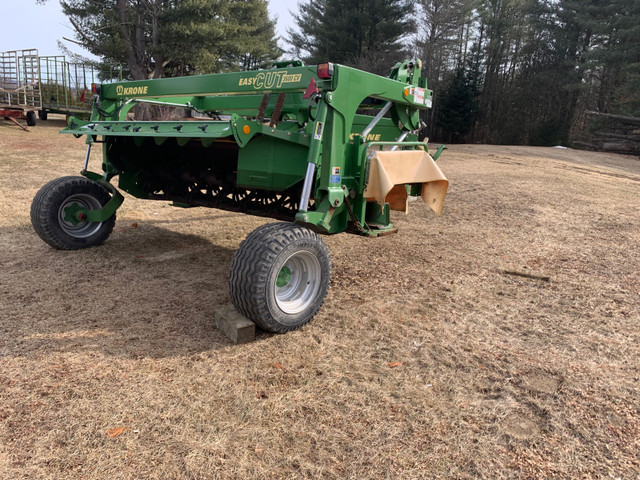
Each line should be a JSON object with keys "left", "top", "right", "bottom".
{"left": 363, "top": 150, "right": 449, "bottom": 214}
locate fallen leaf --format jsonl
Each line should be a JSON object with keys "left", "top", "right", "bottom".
{"left": 130, "top": 223, "right": 138, "bottom": 228}
{"left": 387, "top": 362, "right": 403, "bottom": 368}
{"left": 106, "top": 427, "right": 126, "bottom": 438}
{"left": 272, "top": 362, "right": 284, "bottom": 369}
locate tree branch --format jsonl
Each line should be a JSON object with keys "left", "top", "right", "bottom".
{"left": 66, "top": 16, "right": 101, "bottom": 53}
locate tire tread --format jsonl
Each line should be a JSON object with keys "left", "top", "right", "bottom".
{"left": 30, "top": 176, "right": 116, "bottom": 250}
{"left": 229, "top": 222, "right": 331, "bottom": 333}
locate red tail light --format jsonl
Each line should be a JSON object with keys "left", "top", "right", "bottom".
{"left": 317, "top": 62, "right": 334, "bottom": 79}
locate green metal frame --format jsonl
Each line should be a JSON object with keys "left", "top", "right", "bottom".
{"left": 62, "top": 170, "right": 124, "bottom": 225}
{"left": 61, "top": 59, "right": 439, "bottom": 235}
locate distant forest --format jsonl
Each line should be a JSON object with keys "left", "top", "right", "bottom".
{"left": 50, "top": 0, "right": 640, "bottom": 148}
{"left": 290, "top": 0, "right": 640, "bottom": 147}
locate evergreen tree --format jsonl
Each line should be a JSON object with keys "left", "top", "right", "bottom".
{"left": 288, "top": 0, "right": 414, "bottom": 70}
{"left": 59, "top": 0, "right": 280, "bottom": 80}
{"left": 436, "top": 66, "right": 477, "bottom": 142}
{"left": 614, "top": 64, "right": 640, "bottom": 116}
{"left": 222, "top": 1, "right": 283, "bottom": 71}
{"left": 568, "top": 0, "right": 640, "bottom": 115}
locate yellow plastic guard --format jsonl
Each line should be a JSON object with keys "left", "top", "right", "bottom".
{"left": 362, "top": 150, "right": 449, "bottom": 215}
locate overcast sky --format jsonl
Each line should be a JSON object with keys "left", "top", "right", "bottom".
{"left": 0, "top": 0, "right": 296, "bottom": 59}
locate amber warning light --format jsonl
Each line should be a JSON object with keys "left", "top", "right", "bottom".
{"left": 91, "top": 83, "right": 100, "bottom": 94}
{"left": 317, "top": 62, "right": 334, "bottom": 79}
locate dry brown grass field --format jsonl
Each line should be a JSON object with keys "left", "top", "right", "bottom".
{"left": 0, "top": 117, "right": 639, "bottom": 479}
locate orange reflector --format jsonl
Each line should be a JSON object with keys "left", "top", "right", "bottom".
{"left": 242, "top": 125, "right": 251, "bottom": 135}
{"left": 403, "top": 88, "right": 409, "bottom": 97}
{"left": 317, "top": 62, "right": 334, "bottom": 79}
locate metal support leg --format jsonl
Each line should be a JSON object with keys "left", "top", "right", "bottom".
{"left": 82, "top": 144, "right": 92, "bottom": 172}
{"left": 299, "top": 96, "right": 328, "bottom": 213}
{"left": 299, "top": 162, "right": 316, "bottom": 212}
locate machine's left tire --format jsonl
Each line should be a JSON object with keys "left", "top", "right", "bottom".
{"left": 228, "top": 222, "right": 331, "bottom": 333}
{"left": 31, "top": 176, "right": 116, "bottom": 250}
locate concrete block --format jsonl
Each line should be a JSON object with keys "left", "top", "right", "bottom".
{"left": 214, "top": 305, "right": 256, "bottom": 344}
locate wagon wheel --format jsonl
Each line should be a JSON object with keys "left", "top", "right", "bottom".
{"left": 31, "top": 176, "right": 116, "bottom": 250}
{"left": 26, "top": 111, "right": 36, "bottom": 126}
{"left": 228, "top": 222, "right": 331, "bottom": 333}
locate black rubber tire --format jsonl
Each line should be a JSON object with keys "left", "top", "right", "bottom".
{"left": 229, "top": 222, "right": 331, "bottom": 333}
{"left": 38, "top": 109, "right": 48, "bottom": 121}
{"left": 30, "top": 176, "right": 116, "bottom": 250}
{"left": 26, "top": 110, "right": 36, "bottom": 126}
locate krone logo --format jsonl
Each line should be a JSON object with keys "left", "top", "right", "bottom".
{"left": 115, "top": 84, "right": 149, "bottom": 96}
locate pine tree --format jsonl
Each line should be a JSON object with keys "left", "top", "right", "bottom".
{"left": 436, "top": 66, "right": 477, "bottom": 142}
{"left": 59, "top": 0, "right": 280, "bottom": 80}
{"left": 288, "top": 0, "right": 414, "bottom": 71}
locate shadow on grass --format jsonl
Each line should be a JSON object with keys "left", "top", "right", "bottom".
{"left": 0, "top": 222, "right": 258, "bottom": 359}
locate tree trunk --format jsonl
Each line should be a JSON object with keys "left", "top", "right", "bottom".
{"left": 117, "top": 0, "right": 145, "bottom": 80}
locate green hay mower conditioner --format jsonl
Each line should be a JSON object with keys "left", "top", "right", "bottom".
{"left": 31, "top": 59, "right": 449, "bottom": 333}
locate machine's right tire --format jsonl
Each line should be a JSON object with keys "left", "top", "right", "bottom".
{"left": 228, "top": 222, "right": 331, "bottom": 333}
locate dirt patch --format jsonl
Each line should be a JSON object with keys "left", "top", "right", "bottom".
{"left": 522, "top": 372, "right": 562, "bottom": 395}
{"left": 1, "top": 121, "right": 639, "bottom": 479}
{"left": 502, "top": 413, "right": 542, "bottom": 440}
